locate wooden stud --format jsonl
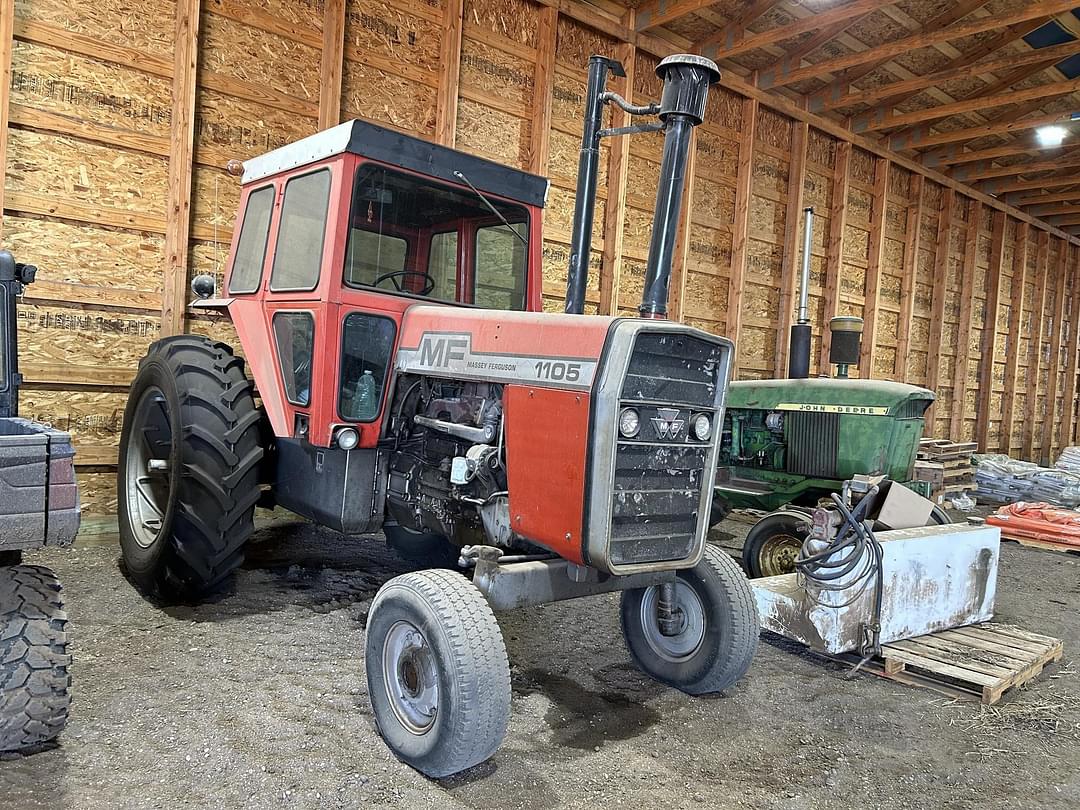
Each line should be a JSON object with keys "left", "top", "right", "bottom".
{"left": 759, "top": 0, "right": 1078, "bottom": 89}
{"left": 727, "top": 97, "right": 758, "bottom": 369}
{"left": 775, "top": 121, "right": 809, "bottom": 378}
{"left": 435, "top": 0, "right": 464, "bottom": 147}
{"left": 950, "top": 200, "right": 982, "bottom": 442}
{"left": 894, "top": 175, "right": 925, "bottom": 382}
{"left": 1023, "top": 232, "right": 1051, "bottom": 462}
{"left": 1041, "top": 243, "right": 1070, "bottom": 464}
{"left": 976, "top": 212, "right": 1007, "bottom": 450}
{"left": 924, "top": 188, "right": 954, "bottom": 434}
{"left": 0, "top": 0, "right": 13, "bottom": 245}
{"left": 317, "top": 0, "right": 345, "bottom": 131}
{"left": 160, "top": 0, "right": 201, "bottom": 337}
{"left": 529, "top": 6, "right": 557, "bottom": 176}
{"left": 1060, "top": 247, "right": 1080, "bottom": 446}
{"left": 819, "top": 142, "right": 852, "bottom": 372}
{"left": 860, "top": 157, "right": 890, "bottom": 377}
{"left": 599, "top": 37, "right": 635, "bottom": 316}
{"left": 668, "top": 130, "right": 698, "bottom": 323}
{"left": 1001, "top": 224, "right": 1030, "bottom": 457}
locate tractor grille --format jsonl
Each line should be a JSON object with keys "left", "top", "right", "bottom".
{"left": 608, "top": 332, "right": 725, "bottom": 567}
{"left": 785, "top": 410, "right": 839, "bottom": 478}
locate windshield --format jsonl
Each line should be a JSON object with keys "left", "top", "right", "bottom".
{"left": 343, "top": 164, "right": 528, "bottom": 310}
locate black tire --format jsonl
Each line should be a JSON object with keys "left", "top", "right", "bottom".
{"left": 118, "top": 336, "right": 263, "bottom": 600}
{"left": 0, "top": 565, "right": 71, "bottom": 752}
{"left": 929, "top": 505, "right": 951, "bottom": 525}
{"left": 620, "top": 546, "right": 759, "bottom": 695}
{"left": 384, "top": 525, "right": 461, "bottom": 570}
{"left": 365, "top": 569, "right": 510, "bottom": 778}
{"left": 742, "top": 510, "right": 810, "bottom": 578}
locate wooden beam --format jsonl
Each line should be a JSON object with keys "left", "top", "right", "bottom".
{"left": 771, "top": 13, "right": 867, "bottom": 68}
{"left": 727, "top": 97, "right": 758, "bottom": 368}
{"left": 1060, "top": 247, "right": 1080, "bottom": 447}
{"left": 854, "top": 78, "right": 1080, "bottom": 134}
{"left": 894, "top": 175, "right": 925, "bottom": 382}
{"left": 950, "top": 200, "right": 982, "bottom": 441}
{"left": 529, "top": 6, "right": 557, "bottom": 175}
{"left": 976, "top": 211, "right": 1007, "bottom": 450}
{"left": 317, "top": 0, "right": 345, "bottom": 130}
{"left": 1028, "top": 203, "right": 1080, "bottom": 218}
{"left": 669, "top": 129, "right": 698, "bottom": 323}
{"left": 698, "top": 0, "right": 898, "bottom": 62}
{"left": 924, "top": 188, "right": 955, "bottom": 433}
{"left": 0, "top": 0, "right": 13, "bottom": 245}
{"left": 1041, "top": 242, "right": 1070, "bottom": 463}
{"left": 775, "top": 121, "right": 809, "bottom": 377}
{"left": 599, "top": 37, "right": 635, "bottom": 316}
{"left": 435, "top": 0, "right": 464, "bottom": 146}
{"left": 928, "top": 139, "right": 1058, "bottom": 169}
{"left": 860, "top": 157, "right": 890, "bottom": 377}
{"left": 893, "top": 111, "right": 1073, "bottom": 153}
{"left": 1047, "top": 213, "right": 1080, "bottom": 227}
{"left": 1023, "top": 231, "right": 1051, "bottom": 461}
{"left": 989, "top": 173, "right": 1080, "bottom": 196}
{"left": 1001, "top": 223, "right": 1030, "bottom": 456}
{"left": 819, "top": 142, "right": 852, "bottom": 372}
{"left": 160, "top": 0, "right": 201, "bottom": 337}
{"left": 759, "top": 0, "right": 1079, "bottom": 89}
{"left": 956, "top": 151, "right": 1080, "bottom": 183}
{"left": 1017, "top": 189, "right": 1080, "bottom": 207}
{"left": 636, "top": 0, "right": 764, "bottom": 33}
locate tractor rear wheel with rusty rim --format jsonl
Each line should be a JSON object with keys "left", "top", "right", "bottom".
{"left": 620, "top": 545, "right": 759, "bottom": 695}
{"left": 742, "top": 510, "right": 811, "bottom": 579}
{"left": 118, "top": 336, "right": 264, "bottom": 600}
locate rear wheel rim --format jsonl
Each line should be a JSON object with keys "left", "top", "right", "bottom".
{"left": 383, "top": 621, "right": 439, "bottom": 735}
{"left": 639, "top": 581, "right": 706, "bottom": 663}
{"left": 758, "top": 533, "right": 802, "bottom": 577}
{"left": 124, "top": 386, "right": 175, "bottom": 549}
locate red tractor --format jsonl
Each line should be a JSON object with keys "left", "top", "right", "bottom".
{"left": 118, "top": 54, "right": 758, "bottom": 777}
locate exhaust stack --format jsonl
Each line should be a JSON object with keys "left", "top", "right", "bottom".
{"left": 788, "top": 207, "right": 814, "bottom": 378}
{"left": 564, "top": 54, "right": 719, "bottom": 317}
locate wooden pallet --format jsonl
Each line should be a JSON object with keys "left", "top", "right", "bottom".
{"left": 918, "top": 439, "right": 978, "bottom": 462}
{"left": 1000, "top": 535, "right": 1080, "bottom": 555}
{"left": 864, "top": 623, "right": 1063, "bottom": 705}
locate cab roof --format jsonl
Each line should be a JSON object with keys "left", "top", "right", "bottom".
{"left": 241, "top": 119, "right": 550, "bottom": 209}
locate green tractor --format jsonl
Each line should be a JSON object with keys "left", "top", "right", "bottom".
{"left": 714, "top": 208, "right": 948, "bottom": 578}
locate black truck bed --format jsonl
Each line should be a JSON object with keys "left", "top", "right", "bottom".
{"left": 0, "top": 417, "right": 80, "bottom": 551}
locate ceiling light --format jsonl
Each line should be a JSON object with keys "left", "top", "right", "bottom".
{"left": 1036, "top": 125, "right": 1068, "bottom": 147}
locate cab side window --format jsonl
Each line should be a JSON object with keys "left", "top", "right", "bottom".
{"left": 474, "top": 223, "right": 526, "bottom": 310}
{"left": 228, "top": 185, "right": 274, "bottom": 294}
{"left": 339, "top": 313, "right": 396, "bottom": 422}
{"left": 271, "top": 169, "right": 331, "bottom": 291}
{"left": 273, "top": 312, "right": 315, "bottom": 406}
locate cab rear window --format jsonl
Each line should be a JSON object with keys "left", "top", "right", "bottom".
{"left": 271, "top": 169, "right": 332, "bottom": 292}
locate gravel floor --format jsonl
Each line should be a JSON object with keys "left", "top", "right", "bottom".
{"left": 1, "top": 514, "right": 1078, "bottom": 810}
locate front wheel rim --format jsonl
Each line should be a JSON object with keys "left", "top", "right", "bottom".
{"left": 382, "top": 621, "right": 440, "bottom": 735}
{"left": 124, "top": 386, "right": 175, "bottom": 549}
{"left": 639, "top": 581, "right": 706, "bottom": 663}
{"left": 758, "top": 533, "right": 802, "bottom": 577}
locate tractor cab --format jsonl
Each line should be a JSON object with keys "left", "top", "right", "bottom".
{"left": 209, "top": 120, "right": 548, "bottom": 451}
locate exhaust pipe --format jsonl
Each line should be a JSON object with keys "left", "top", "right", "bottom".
{"left": 564, "top": 54, "right": 719, "bottom": 317}
{"left": 788, "top": 207, "right": 814, "bottom": 378}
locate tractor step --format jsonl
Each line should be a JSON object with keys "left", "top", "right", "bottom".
{"left": 839, "top": 622, "right": 1063, "bottom": 706}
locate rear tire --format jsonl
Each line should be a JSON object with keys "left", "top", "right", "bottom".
{"left": 365, "top": 569, "right": 511, "bottom": 777}
{"left": 384, "top": 525, "right": 461, "bottom": 570}
{"left": 621, "top": 546, "right": 759, "bottom": 695}
{"left": 742, "top": 510, "right": 811, "bottom": 578}
{"left": 118, "top": 336, "right": 263, "bottom": 600}
{"left": 0, "top": 565, "right": 71, "bottom": 752}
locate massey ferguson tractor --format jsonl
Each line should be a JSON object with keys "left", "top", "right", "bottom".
{"left": 0, "top": 249, "right": 79, "bottom": 752}
{"left": 117, "top": 54, "right": 759, "bottom": 777}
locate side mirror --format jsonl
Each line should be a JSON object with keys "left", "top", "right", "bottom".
{"left": 16, "top": 263, "right": 37, "bottom": 285}
{"left": 0, "top": 251, "right": 14, "bottom": 282}
{"left": 191, "top": 274, "right": 216, "bottom": 299}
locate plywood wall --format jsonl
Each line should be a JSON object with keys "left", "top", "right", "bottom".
{"left": 2, "top": 0, "right": 1080, "bottom": 515}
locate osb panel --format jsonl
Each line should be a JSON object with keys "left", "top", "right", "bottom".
{"left": 2, "top": 215, "right": 164, "bottom": 291}
{"left": 739, "top": 324, "right": 776, "bottom": 369}
{"left": 887, "top": 164, "right": 911, "bottom": 199}
{"left": 842, "top": 224, "right": 869, "bottom": 266}
{"left": 692, "top": 177, "right": 736, "bottom": 227}
{"left": 755, "top": 107, "right": 791, "bottom": 152}
{"left": 197, "top": 89, "right": 317, "bottom": 162}
{"left": 10, "top": 41, "right": 172, "bottom": 139}
{"left": 687, "top": 224, "right": 732, "bottom": 273}
{"left": 616, "top": 256, "right": 647, "bottom": 311}
{"left": 750, "top": 195, "right": 784, "bottom": 243}
{"left": 186, "top": 314, "right": 242, "bottom": 352}
{"left": 547, "top": 185, "right": 604, "bottom": 246}
{"left": 804, "top": 170, "right": 831, "bottom": 211}
{"left": 467, "top": 0, "right": 538, "bottom": 49}
{"left": 542, "top": 240, "right": 600, "bottom": 297}
{"left": 345, "top": 0, "right": 442, "bottom": 72}
{"left": 683, "top": 269, "right": 728, "bottom": 319}
{"left": 633, "top": 52, "right": 662, "bottom": 101}
{"left": 752, "top": 153, "right": 789, "bottom": 198}
{"left": 706, "top": 87, "right": 743, "bottom": 132}
{"left": 13, "top": 0, "right": 177, "bottom": 58}
{"left": 207, "top": 0, "right": 324, "bottom": 31}
{"left": 202, "top": 12, "right": 320, "bottom": 102}
{"left": 807, "top": 128, "right": 835, "bottom": 169}
{"left": 77, "top": 471, "right": 118, "bottom": 515}
{"left": 874, "top": 348, "right": 897, "bottom": 378}
{"left": 695, "top": 129, "right": 739, "bottom": 179}
{"left": 461, "top": 37, "right": 534, "bottom": 107}
{"left": 5, "top": 130, "right": 168, "bottom": 214}
{"left": 16, "top": 303, "right": 158, "bottom": 377}
{"left": 191, "top": 166, "right": 241, "bottom": 235}
{"left": 551, "top": 72, "right": 587, "bottom": 132}
{"left": 746, "top": 240, "right": 782, "bottom": 289}
{"left": 453, "top": 98, "right": 529, "bottom": 168}
{"left": 19, "top": 389, "right": 127, "bottom": 450}
{"left": 847, "top": 188, "right": 872, "bottom": 227}
{"left": 548, "top": 131, "right": 609, "bottom": 188}
{"left": 623, "top": 204, "right": 657, "bottom": 259}
{"left": 555, "top": 14, "right": 617, "bottom": 65}
{"left": 188, "top": 240, "right": 233, "bottom": 300}
{"left": 626, "top": 155, "right": 661, "bottom": 201}
{"left": 885, "top": 202, "right": 906, "bottom": 237}
{"left": 342, "top": 60, "right": 436, "bottom": 135}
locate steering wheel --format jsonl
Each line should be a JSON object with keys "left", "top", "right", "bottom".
{"left": 373, "top": 270, "right": 437, "bottom": 296}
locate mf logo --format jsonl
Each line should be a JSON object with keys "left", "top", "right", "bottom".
{"left": 417, "top": 334, "right": 469, "bottom": 367}
{"left": 652, "top": 408, "right": 684, "bottom": 440}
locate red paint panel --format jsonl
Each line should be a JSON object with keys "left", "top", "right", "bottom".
{"left": 504, "top": 385, "right": 590, "bottom": 563}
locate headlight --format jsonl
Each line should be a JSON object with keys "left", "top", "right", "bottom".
{"left": 335, "top": 427, "right": 360, "bottom": 450}
{"left": 618, "top": 407, "right": 640, "bottom": 438}
{"left": 691, "top": 413, "right": 712, "bottom": 441}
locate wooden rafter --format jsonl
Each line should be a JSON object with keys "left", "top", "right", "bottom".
{"left": 987, "top": 172, "right": 1080, "bottom": 195}
{"left": 1029, "top": 203, "right": 1080, "bottom": 218}
{"left": 635, "top": 0, "right": 747, "bottom": 33}
{"left": 763, "top": 12, "right": 869, "bottom": 70}
{"left": 759, "top": 0, "right": 1079, "bottom": 89}
{"left": 1047, "top": 213, "right": 1080, "bottom": 227}
{"left": 891, "top": 110, "right": 1074, "bottom": 152}
{"left": 1017, "top": 188, "right": 1080, "bottom": 207}
{"left": 926, "top": 139, "right": 1058, "bottom": 169}
{"left": 956, "top": 151, "right": 1080, "bottom": 183}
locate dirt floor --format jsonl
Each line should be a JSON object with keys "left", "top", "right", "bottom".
{"left": 1, "top": 512, "right": 1078, "bottom": 810}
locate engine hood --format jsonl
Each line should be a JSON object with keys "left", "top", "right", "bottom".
{"left": 727, "top": 377, "right": 935, "bottom": 414}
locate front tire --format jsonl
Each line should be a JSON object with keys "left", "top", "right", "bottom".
{"left": 365, "top": 569, "right": 510, "bottom": 777}
{"left": 621, "top": 546, "right": 759, "bottom": 695}
{"left": 118, "top": 336, "right": 263, "bottom": 600}
{"left": 0, "top": 565, "right": 71, "bottom": 752}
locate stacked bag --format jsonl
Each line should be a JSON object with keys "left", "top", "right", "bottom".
{"left": 972, "top": 450, "right": 1080, "bottom": 508}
